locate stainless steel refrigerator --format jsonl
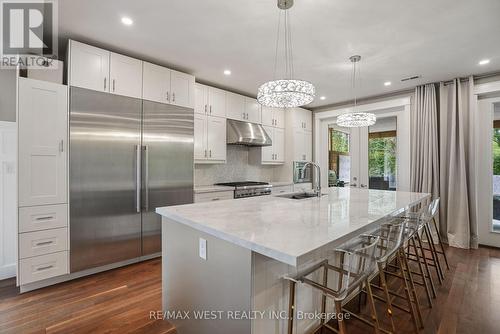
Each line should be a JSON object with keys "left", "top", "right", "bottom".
{"left": 69, "top": 87, "right": 194, "bottom": 272}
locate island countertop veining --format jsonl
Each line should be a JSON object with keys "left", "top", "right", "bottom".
{"left": 156, "top": 188, "right": 430, "bottom": 266}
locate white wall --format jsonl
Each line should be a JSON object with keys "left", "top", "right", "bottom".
{"left": 0, "top": 121, "right": 17, "bottom": 279}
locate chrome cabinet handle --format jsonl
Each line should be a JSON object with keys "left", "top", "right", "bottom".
{"left": 204, "top": 150, "right": 207, "bottom": 158}
{"left": 104, "top": 77, "right": 107, "bottom": 90}
{"left": 144, "top": 145, "right": 150, "bottom": 211}
{"left": 210, "top": 105, "right": 212, "bottom": 114}
{"left": 209, "top": 150, "right": 212, "bottom": 158}
{"left": 35, "top": 241, "right": 54, "bottom": 246}
{"left": 360, "top": 184, "right": 367, "bottom": 188}
{"left": 211, "top": 198, "right": 220, "bottom": 201}
{"left": 35, "top": 216, "right": 54, "bottom": 221}
{"left": 59, "top": 140, "right": 64, "bottom": 153}
{"left": 112, "top": 79, "right": 115, "bottom": 92}
{"left": 135, "top": 145, "right": 141, "bottom": 213}
{"left": 166, "top": 92, "right": 170, "bottom": 101}
{"left": 205, "top": 104, "right": 207, "bottom": 113}
{"left": 172, "top": 92, "right": 176, "bottom": 102}
{"left": 36, "top": 265, "right": 54, "bottom": 271}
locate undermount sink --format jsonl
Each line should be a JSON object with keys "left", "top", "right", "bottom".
{"left": 277, "top": 192, "right": 324, "bottom": 200}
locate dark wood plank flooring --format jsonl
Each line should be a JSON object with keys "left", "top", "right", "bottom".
{"left": 1, "top": 246, "right": 500, "bottom": 333}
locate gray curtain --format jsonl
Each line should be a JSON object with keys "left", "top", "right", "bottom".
{"left": 411, "top": 84, "right": 440, "bottom": 201}
{"left": 439, "top": 77, "right": 478, "bottom": 249}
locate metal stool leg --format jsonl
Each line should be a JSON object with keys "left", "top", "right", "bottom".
{"left": 423, "top": 224, "right": 444, "bottom": 283}
{"left": 377, "top": 262, "right": 396, "bottom": 333}
{"left": 415, "top": 231, "right": 436, "bottom": 298}
{"left": 410, "top": 235, "right": 433, "bottom": 307}
{"left": 397, "top": 249, "right": 420, "bottom": 333}
{"left": 288, "top": 280, "right": 296, "bottom": 334}
{"left": 335, "top": 300, "right": 348, "bottom": 334}
{"left": 432, "top": 217, "right": 450, "bottom": 270}
{"left": 401, "top": 247, "right": 424, "bottom": 329}
{"left": 365, "top": 278, "right": 381, "bottom": 334}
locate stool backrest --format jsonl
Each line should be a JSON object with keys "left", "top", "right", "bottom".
{"left": 377, "top": 220, "right": 407, "bottom": 262}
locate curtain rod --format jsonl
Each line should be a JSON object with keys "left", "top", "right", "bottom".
{"left": 442, "top": 71, "right": 500, "bottom": 86}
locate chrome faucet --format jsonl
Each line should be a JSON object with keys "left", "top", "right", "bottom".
{"left": 302, "top": 161, "right": 321, "bottom": 197}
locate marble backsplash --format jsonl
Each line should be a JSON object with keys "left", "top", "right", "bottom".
{"left": 194, "top": 145, "right": 278, "bottom": 186}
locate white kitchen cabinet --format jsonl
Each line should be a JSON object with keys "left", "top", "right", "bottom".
{"left": 194, "top": 114, "right": 208, "bottom": 160}
{"left": 250, "top": 126, "right": 284, "bottom": 165}
{"left": 194, "top": 115, "right": 226, "bottom": 163}
{"left": 109, "top": 52, "right": 143, "bottom": 99}
{"left": 226, "top": 92, "right": 246, "bottom": 121}
{"left": 194, "top": 191, "right": 234, "bottom": 203}
{"left": 292, "top": 129, "right": 312, "bottom": 162}
{"left": 292, "top": 107, "right": 312, "bottom": 132}
{"left": 271, "top": 185, "right": 293, "bottom": 194}
{"left": 262, "top": 107, "right": 285, "bottom": 128}
{"left": 244, "top": 97, "right": 262, "bottom": 124}
{"left": 18, "top": 78, "right": 68, "bottom": 207}
{"left": 195, "top": 84, "right": 226, "bottom": 117}
{"left": 170, "top": 69, "right": 195, "bottom": 108}
{"left": 69, "top": 40, "right": 110, "bottom": 93}
{"left": 142, "top": 62, "right": 170, "bottom": 104}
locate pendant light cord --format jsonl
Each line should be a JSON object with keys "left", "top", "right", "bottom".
{"left": 273, "top": 7, "right": 294, "bottom": 80}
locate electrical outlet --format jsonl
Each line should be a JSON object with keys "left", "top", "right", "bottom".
{"left": 199, "top": 238, "right": 207, "bottom": 260}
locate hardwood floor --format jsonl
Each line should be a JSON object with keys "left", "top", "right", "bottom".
{"left": 1, "top": 246, "right": 500, "bottom": 334}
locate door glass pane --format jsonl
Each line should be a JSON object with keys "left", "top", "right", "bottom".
{"left": 328, "top": 128, "right": 350, "bottom": 187}
{"left": 368, "top": 117, "right": 397, "bottom": 190}
{"left": 492, "top": 118, "right": 500, "bottom": 232}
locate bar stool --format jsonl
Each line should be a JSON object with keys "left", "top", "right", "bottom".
{"left": 286, "top": 235, "right": 381, "bottom": 334}
{"left": 402, "top": 198, "right": 448, "bottom": 283}
{"left": 363, "top": 220, "right": 426, "bottom": 334}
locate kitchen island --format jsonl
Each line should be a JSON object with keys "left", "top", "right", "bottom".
{"left": 156, "top": 188, "right": 429, "bottom": 334}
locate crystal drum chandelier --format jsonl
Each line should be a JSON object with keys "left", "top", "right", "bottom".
{"left": 336, "top": 56, "right": 376, "bottom": 127}
{"left": 257, "top": 0, "right": 315, "bottom": 108}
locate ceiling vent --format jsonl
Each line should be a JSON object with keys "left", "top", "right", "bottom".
{"left": 401, "top": 75, "right": 421, "bottom": 82}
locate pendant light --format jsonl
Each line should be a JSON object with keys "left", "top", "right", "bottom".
{"left": 336, "top": 55, "right": 376, "bottom": 127}
{"left": 257, "top": 0, "right": 315, "bottom": 108}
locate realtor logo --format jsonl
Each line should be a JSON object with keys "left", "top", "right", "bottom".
{"left": 1, "top": 0, "right": 58, "bottom": 68}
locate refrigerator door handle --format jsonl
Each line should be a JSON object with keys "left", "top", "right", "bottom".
{"left": 135, "top": 144, "right": 141, "bottom": 213}
{"left": 144, "top": 145, "right": 150, "bottom": 211}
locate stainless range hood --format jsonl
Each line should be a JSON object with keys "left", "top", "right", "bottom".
{"left": 226, "top": 119, "right": 272, "bottom": 146}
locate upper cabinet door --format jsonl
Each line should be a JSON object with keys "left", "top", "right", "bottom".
{"left": 302, "top": 108, "right": 312, "bottom": 132}
{"left": 261, "top": 107, "right": 274, "bottom": 127}
{"left": 261, "top": 125, "right": 274, "bottom": 162}
{"left": 226, "top": 92, "right": 245, "bottom": 121}
{"left": 69, "top": 40, "right": 109, "bottom": 92}
{"left": 274, "top": 127, "right": 285, "bottom": 162}
{"left": 274, "top": 108, "right": 285, "bottom": 129}
{"left": 18, "top": 78, "right": 68, "bottom": 207}
{"left": 304, "top": 130, "right": 312, "bottom": 161}
{"left": 206, "top": 116, "right": 226, "bottom": 161}
{"left": 170, "top": 70, "right": 195, "bottom": 108}
{"left": 109, "top": 52, "right": 143, "bottom": 99}
{"left": 244, "top": 98, "right": 261, "bottom": 124}
{"left": 293, "top": 128, "right": 306, "bottom": 161}
{"left": 195, "top": 84, "right": 208, "bottom": 115}
{"left": 208, "top": 87, "right": 226, "bottom": 117}
{"left": 194, "top": 114, "right": 207, "bottom": 160}
{"left": 143, "top": 62, "right": 170, "bottom": 104}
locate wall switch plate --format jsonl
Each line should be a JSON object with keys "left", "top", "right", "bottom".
{"left": 199, "top": 238, "right": 207, "bottom": 260}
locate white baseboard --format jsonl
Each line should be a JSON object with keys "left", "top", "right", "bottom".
{"left": 0, "top": 263, "right": 16, "bottom": 280}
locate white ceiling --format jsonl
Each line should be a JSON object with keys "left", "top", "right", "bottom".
{"left": 58, "top": 0, "right": 500, "bottom": 108}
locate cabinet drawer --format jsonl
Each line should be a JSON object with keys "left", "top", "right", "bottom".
{"left": 271, "top": 185, "right": 293, "bottom": 194}
{"left": 194, "top": 191, "right": 234, "bottom": 203}
{"left": 19, "top": 251, "right": 68, "bottom": 285}
{"left": 19, "top": 228, "right": 68, "bottom": 259}
{"left": 19, "top": 204, "right": 68, "bottom": 233}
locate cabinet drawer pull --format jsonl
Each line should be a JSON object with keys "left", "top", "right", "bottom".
{"left": 205, "top": 104, "right": 207, "bottom": 113}
{"left": 36, "top": 265, "right": 54, "bottom": 271}
{"left": 36, "top": 216, "right": 54, "bottom": 221}
{"left": 211, "top": 198, "right": 220, "bottom": 201}
{"left": 112, "top": 79, "right": 116, "bottom": 92}
{"left": 204, "top": 150, "right": 207, "bottom": 158}
{"left": 172, "top": 92, "right": 176, "bottom": 102}
{"left": 104, "top": 77, "right": 107, "bottom": 90}
{"left": 166, "top": 92, "right": 170, "bottom": 101}
{"left": 210, "top": 105, "right": 212, "bottom": 114}
{"left": 209, "top": 150, "right": 212, "bottom": 158}
{"left": 35, "top": 241, "right": 54, "bottom": 247}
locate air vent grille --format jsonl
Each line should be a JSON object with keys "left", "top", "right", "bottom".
{"left": 401, "top": 75, "right": 421, "bottom": 82}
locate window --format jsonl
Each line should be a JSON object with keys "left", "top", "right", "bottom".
{"left": 368, "top": 123, "right": 397, "bottom": 191}
{"left": 492, "top": 120, "right": 500, "bottom": 232}
{"left": 329, "top": 128, "right": 350, "bottom": 187}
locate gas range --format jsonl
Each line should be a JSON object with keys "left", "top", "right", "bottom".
{"left": 214, "top": 181, "right": 272, "bottom": 199}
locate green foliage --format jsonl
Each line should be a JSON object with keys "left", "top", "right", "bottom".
{"left": 331, "top": 130, "right": 349, "bottom": 153}
{"left": 493, "top": 129, "right": 500, "bottom": 175}
{"left": 368, "top": 137, "right": 396, "bottom": 177}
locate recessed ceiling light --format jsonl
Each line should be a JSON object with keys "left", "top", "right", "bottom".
{"left": 121, "top": 17, "right": 133, "bottom": 26}
{"left": 320, "top": 96, "right": 326, "bottom": 100}
{"left": 479, "top": 59, "right": 490, "bottom": 65}
{"left": 384, "top": 81, "right": 392, "bottom": 86}
{"left": 223, "top": 69, "right": 231, "bottom": 76}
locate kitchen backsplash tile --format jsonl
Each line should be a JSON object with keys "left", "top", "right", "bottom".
{"left": 195, "top": 146, "right": 277, "bottom": 186}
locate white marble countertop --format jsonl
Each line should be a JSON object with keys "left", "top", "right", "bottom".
{"left": 193, "top": 185, "right": 235, "bottom": 193}
{"left": 157, "top": 188, "right": 430, "bottom": 266}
